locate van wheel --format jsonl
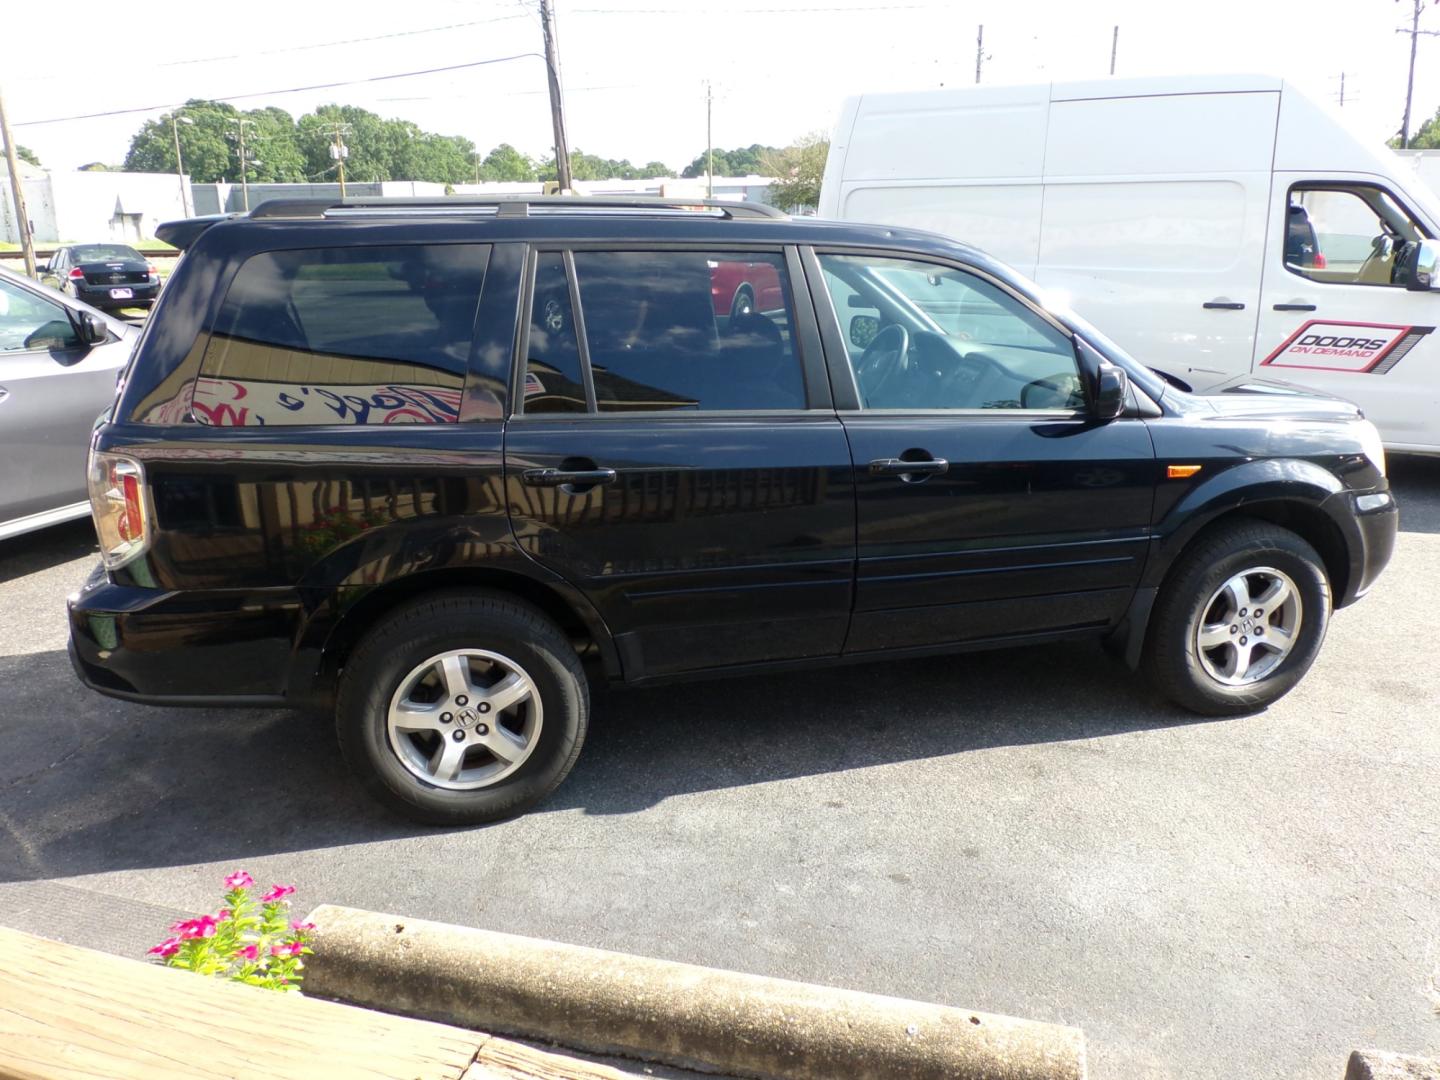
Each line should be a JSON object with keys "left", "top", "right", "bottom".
{"left": 1143, "top": 520, "right": 1330, "bottom": 716}
{"left": 336, "top": 591, "right": 588, "bottom": 825}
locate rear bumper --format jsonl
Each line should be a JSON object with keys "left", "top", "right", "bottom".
{"left": 75, "top": 281, "right": 159, "bottom": 307}
{"left": 67, "top": 563, "right": 299, "bottom": 706}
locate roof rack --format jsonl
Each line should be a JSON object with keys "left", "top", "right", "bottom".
{"left": 248, "top": 195, "right": 787, "bottom": 221}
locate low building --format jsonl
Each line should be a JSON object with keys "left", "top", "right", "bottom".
{"left": 1, "top": 162, "right": 189, "bottom": 245}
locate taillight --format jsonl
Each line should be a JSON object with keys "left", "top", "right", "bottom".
{"left": 146, "top": 262, "right": 158, "bottom": 279}
{"left": 88, "top": 451, "right": 151, "bottom": 569}
{"left": 69, "top": 267, "right": 85, "bottom": 279}
{"left": 1314, "top": 252, "right": 1328, "bottom": 269}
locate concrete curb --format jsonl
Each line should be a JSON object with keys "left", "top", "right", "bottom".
{"left": 1346, "top": 1049, "right": 1440, "bottom": 1079}
{"left": 303, "top": 905, "right": 1087, "bottom": 1080}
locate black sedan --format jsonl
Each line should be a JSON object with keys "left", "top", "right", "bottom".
{"left": 39, "top": 243, "right": 161, "bottom": 312}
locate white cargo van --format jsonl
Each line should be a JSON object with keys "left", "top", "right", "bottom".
{"left": 819, "top": 74, "right": 1440, "bottom": 452}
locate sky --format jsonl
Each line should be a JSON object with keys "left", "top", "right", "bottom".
{"left": 4, "top": 0, "right": 1437, "bottom": 175}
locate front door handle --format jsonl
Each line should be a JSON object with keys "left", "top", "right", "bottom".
{"left": 868, "top": 457, "right": 948, "bottom": 477}
{"left": 522, "top": 467, "right": 617, "bottom": 488}
{"left": 1273, "top": 302, "right": 1318, "bottom": 312}
{"left": 1202, "top": 300, "right": 1246, "bottom": 310}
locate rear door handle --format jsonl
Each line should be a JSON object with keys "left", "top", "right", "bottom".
{"left": 522, "top": 467, "right": 617, "bottom": 488}
{"left": 868, "top": 457, "right": 949, "bottom": 476}
{"left": 1273, "top": 303, "right": 1317, "bottom": 311}
{"left": 1202, "top": 300, "right": 1246, "bottom": 310}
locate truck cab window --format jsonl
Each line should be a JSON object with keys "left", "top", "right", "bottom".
{"left": 1285, "top": 185, "right": 1429, "bottom": 287}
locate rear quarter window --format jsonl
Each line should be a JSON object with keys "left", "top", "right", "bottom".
{"left": 193, "top": 245, "right": 488, "bottom": 426}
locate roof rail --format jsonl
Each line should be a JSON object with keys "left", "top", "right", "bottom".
{"left": 247, "top": 195, "right": 787, "bottom": 221}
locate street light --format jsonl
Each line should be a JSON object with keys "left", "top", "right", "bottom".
{"left": 170, "top": 115, "right": 194, "bottom": 218}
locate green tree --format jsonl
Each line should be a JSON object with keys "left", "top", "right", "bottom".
{"left": 123, "top": 100, "right": 241, "bottom": 182}
{"left": 244, "top": 106, "right": 306, "bottom": 182}
{"left": 16, "top": 146, "right": 40, "bottom": 167}
{"left": 1400, "top": 105, "right": 1440, "bottom": 149}
{"left": 681, "top": 143, "right": 775, "bottom": 179}
{"left": 476, "top": 143, "right": 538, "bottom": 182}
{"left": 760, "top": 133, "right": 829, "bottom": 210}
{"left": 639, "top": 161, "right": 671, "bottom": 178}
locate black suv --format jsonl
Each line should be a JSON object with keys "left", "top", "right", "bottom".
{"left": 68, "top": 197, "right": 1398, "bottom": 824}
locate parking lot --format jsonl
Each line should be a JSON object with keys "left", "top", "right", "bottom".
{"left": 0, "top": 456, "right": 1435, "bottom": 1078}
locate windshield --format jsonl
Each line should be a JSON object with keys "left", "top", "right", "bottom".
{"left": 72, "top": 244, "right": 143, "bottom": 262}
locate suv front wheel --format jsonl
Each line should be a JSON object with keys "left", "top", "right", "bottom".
{"left": 1144, "top": 519, "right": 1331, "bottom": 716}
{"left": 336, "top": 591, "right": 589, "bottom": 825}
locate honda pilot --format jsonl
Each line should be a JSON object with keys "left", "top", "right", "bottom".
{"left": 67, "top": 197, "right": 1398, "bottom": 824}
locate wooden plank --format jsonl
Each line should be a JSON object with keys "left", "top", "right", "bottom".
{"left": 0, "top": 926, "right": 485, "bottom": 1080}
{"left": 466, "top": 1039, "right": 639, "bottom": 1080}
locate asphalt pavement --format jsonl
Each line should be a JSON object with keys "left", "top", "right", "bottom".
{"left": 1, "top": 457, "right": 1438, "bottom": 1079}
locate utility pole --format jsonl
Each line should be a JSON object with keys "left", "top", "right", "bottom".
{"left": 1338, "top": 72, "right": 1346, "bottom": 107}
{"left": 1110, "top": 25, "right": 1119, "bottom": 75}
{"left": 1396, "top": 0, "right": 1440, "bottom": 148}
{"left": 706, "top": 81, "right": 714, "bottom": 198}
{"left": 975, "top": 25, "right": 984, "bottom": 84}
{"left": 324, "top": 121, "right": 351, "bottom": 199}
{"left": 538, "top": 0, "right": 573, "bottom": 192}
{"left": 0, "top": 86, "right": 36, "bottom": 278}
{"left": 228, "top": 117, "right": 259, "bottom": 211}
{"left": 170, "top": 114, "right": 194, "bottom": 217}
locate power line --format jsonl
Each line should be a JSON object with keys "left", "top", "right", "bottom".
{"left": 151, "top": 14, "right": 532, "bottom": 69}
{"left": 13, "top": 55, "right": 544, "bottom": 127}
{"left": 573, "top": 3, "right": 947, "bottom": 10}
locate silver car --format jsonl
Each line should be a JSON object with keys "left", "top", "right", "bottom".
{"left": 0, "top": 265, "right": 136, "bottom": 541}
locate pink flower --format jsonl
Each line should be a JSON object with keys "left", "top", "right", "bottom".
{"left": 174, "top": 915, "right": 218, "bottom": 940}
{"left": 290, "top": 920, "right": 316, "bottom": 934}
{"left": 261, "top": 885, "right": 295, "bottom": 903}
{"left": 215, "top": 909, "right": 231, "bottom": 921}
{"left": 236, "top": 944, "right": 260, "bottom": 962}
{"left": 271, "top": 940, "right": 305, "bottom": 958}
{"left": 148, "top": 937, "right": 182, "bottom": 957}
{"left": 224, "top": 871, "right": 254, "bottom": 890}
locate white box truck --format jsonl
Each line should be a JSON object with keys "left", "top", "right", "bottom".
{"left": 818, "top": 74, "right": 1440, "bottom": 452}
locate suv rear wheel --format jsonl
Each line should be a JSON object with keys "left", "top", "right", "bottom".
{"left": 1144, "top": 520, "right": 1331, "bottom": 716}
{"left": 336, "top": 591, "right": 588, "bottom": 825}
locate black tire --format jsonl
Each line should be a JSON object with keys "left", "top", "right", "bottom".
{"left": 336, "top": 590, "right": 588, "bottom": 825}
{"left": 729, "top": 285, "right": 755, "bottom": 320}
{"left": 1143, "top": 519, "right": 1331, "bottom": 716}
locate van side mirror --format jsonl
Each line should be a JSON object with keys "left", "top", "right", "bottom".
{"left": 1403, "top": 238, "right": 1440, "bottom": 291}
{"left": 1093, "top": 365, "right": 1129, "bottom": 420}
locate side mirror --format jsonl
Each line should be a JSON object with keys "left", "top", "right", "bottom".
{"left": 1092, "top": 364, "right": 1129, "bottom": 421}
{"left": 1404, "top": 238, "right": 1440, "bottom": 291}
{"left": 77, "top": 311, "right": 109, "bottom": 345}
{"left": 849, "top": 313, "right": 881, "bottom": 350}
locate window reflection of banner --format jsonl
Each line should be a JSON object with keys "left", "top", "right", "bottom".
{"left": 191, "top": 375, "right": 462, "bottom": 426}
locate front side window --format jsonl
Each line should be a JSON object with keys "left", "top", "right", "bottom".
{"left": 565, "top": 250, "right": 806, "bottom": 412}
{"left": 1285, "top": 185, "right": 1430, "bottom": 287}
{"left": 817, "top": 253, "right": 1080, "bottom": 410}
{"left": 0, "top": 277, "right": 80, "bottom": 353}
{"left": 195, "top": 244, "right": 488, "bottom": 426}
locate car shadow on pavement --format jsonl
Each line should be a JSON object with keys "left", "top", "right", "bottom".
{"left": 1388, "top": 454, "right": 1440, "bottom": 534}
{"left": 0, "top": 638, "right": 1213, "bottom": 882}
{"left": 0, "top": 520, "right": 97, "bottom": 586}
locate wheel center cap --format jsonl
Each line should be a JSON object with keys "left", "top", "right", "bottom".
{"left": 456, "top": 708, "right": 478, "bottom": 728}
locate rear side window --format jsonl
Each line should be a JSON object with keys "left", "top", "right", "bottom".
{"left": 519, "top": 250, "right": 806, "bottom": 414}
{"left": 194, "top": 244, "right": 487, "bottom": 426}
{"left": 522, "top": 253, "right": 587, "bottom": 414}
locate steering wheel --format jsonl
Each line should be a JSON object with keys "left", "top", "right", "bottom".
{"left": 854, "top": 323, "right": 909, "bottom": 406}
